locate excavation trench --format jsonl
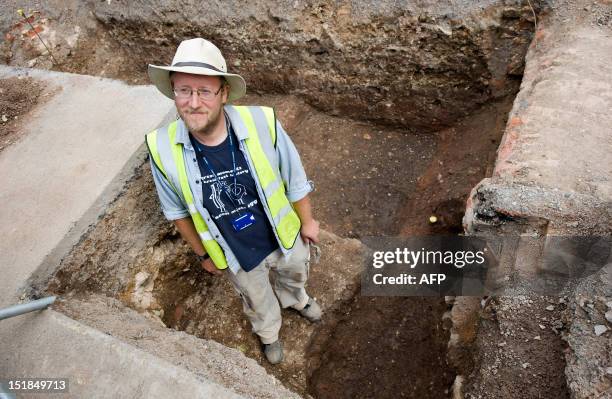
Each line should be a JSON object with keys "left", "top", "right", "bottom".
{"left": 39, "top": 90, "right": 514, "bottom": 397}
{"left": 8, "top": 2, "right": 539, "bottom": 396}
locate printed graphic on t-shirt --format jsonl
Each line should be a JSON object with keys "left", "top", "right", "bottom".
{"left": 202, "top": 167, "right": 258, "bottom": 220}
{"left": 190, "top": 126, "right": 278, "bottom": 272}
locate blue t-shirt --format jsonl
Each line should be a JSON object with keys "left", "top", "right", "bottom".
{"left": 189, "top": 124, "right": 278, "bottom": 272}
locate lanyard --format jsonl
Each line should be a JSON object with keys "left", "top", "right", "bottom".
{"left": 193, "top": 122, "right": 241, "bottom": 212}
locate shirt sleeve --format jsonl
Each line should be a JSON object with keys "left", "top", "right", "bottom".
{"left": 275, "top": 120, "right": 314, "bottom": 203}
{"left": 149, "top": 156, "right": 190, "bottom": 221}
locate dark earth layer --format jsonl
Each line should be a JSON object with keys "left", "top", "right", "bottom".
{"left": 309, "top": 296, "right": 452, "bottom": 399}
{"left": 1, "top": 0, "right": 539, "bottom": 131}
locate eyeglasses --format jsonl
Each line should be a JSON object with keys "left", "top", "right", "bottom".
{"left": 173, "top": 85, "right": 224, "bottom": 101}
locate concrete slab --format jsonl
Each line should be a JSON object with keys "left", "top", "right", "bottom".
{"left": 0, "top": 310, "right": 244, "bottom": 399}
{"left": 0, "top": 66, "right": 173, "bottom": 307}
{"left": 55, "top": 294, "right": 302, "bottom": 399}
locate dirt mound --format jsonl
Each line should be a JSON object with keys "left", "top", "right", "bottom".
{"left": 0, "top": 76, "right": 46, "bottom": 152}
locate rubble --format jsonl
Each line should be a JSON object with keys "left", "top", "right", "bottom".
{"left": 594, "top": 325, "right": 608, "bottom": 337}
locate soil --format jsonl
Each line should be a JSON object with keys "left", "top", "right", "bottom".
{"left": 235, "top": 94, "right": 513, "bottom": 239}
{"left": 465, "top": 295, "right": 571, "bottom": 399}
{"left": 308, "top": 296, "right": 453, "bottom": 399}
{"left": 51, "top": 25, "right": 145, "bottom": 85}
{"left": 397, "top": 98, "right": 514, "bottom": 236}
{"left": 234, "top": 94, "right": 437, "bottom": 238}
{"left": 299, "top": 99, "right": 513, "bottom": 399}
{"left": 0, "top": 76, "right": 48, "bottom": 153}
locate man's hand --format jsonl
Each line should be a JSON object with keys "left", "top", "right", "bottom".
{"left": 300, "top": 219, "right": 320, "bottom": 244}
{"left": 201, "top": 258, "right": 223, "bottom": 276}
{"left": 292, "top": 195, "right": 319, "bottom": 244}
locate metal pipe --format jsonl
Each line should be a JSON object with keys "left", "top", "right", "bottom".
{"left": 0, "top": 296, "right": 56, "bottom": 321}
{"left": 0, "top": 382, "right": 17, "bottom": 399}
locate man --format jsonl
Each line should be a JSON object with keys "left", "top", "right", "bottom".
{"left": 145, "top": 38, "right": 321, "bottom": 365}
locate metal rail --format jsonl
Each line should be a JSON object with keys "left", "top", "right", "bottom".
{"left": 0, "top": 296, "right": 56, "bottom": 321}
{"left": 0, "top": 382, "right": 17, "bottom": 399}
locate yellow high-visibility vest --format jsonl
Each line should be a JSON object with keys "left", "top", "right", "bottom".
{"left": 146, "top": 106, "right": 301, "bottom": 270}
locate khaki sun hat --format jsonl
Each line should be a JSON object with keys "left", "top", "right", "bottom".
{"left": 148, "top": 38, "right": 246, "bottom": 102}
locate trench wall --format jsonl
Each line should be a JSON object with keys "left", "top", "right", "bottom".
{"left": 460, "top": 3, "right": 612, "bottom": 398}
{"left": 2, "top": 0, "right": 540, "bottom": 132}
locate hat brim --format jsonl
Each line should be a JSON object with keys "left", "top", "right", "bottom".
{"left": 147, "top": 64, "right": 246, "bottom": 102}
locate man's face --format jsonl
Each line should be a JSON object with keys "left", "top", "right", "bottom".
{"left": 171, "top": 73, "right": 228, "bottom": 135}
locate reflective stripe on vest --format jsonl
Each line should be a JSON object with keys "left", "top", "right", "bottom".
{"left": 233, "top": 106, "right": 301, "bottom": 250}
{"left": 146, "top": 122, "right": 228, "bottom": 270}
{"left": 145, "top": 105, "right": 301, "bottom": 270}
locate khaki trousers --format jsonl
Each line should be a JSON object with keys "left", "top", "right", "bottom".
{"left": 225, "top": 237, "right": 311, "bottom": 344}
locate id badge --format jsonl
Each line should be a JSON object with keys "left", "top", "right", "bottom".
{"left": 232, "top": 212, "right": 256, "bottom": 232}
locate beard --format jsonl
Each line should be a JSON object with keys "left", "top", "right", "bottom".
{"left": 177, "top": 104, "right": 223, "bottom": 136}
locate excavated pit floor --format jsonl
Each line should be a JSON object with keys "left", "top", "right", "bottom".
{"left": 41, "top": 91, "right": 514, "bottom": 398}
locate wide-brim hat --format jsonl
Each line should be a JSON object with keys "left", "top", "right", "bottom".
{"left": 148, "top": 38, "right": 246, "bottom": 102}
